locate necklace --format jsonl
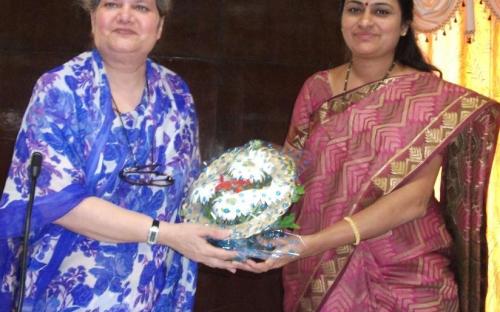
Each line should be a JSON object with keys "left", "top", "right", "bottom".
{"left": 343, "top": 60, "right": 396, "bottom": 92}
{"left": 111, "top": 78, "right": 153, "bottom": 165}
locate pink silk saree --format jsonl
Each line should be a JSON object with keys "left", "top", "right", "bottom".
{"left": 282, "top": 71, "right": 500, "bottom": 312}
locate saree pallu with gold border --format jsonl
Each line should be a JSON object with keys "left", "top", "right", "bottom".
{"left": 282, "top": 72, "right": 499, "bottom": 312}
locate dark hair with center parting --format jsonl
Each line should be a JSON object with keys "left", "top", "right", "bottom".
{"left": 339, "top": 0, "right": 441, "bottom": 76}
{"left": 79, "top": 0, "right": 172, "bottom": 17}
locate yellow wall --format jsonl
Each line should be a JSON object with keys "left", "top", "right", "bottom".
{"left": 417, "top": 4, "right": 500, "bottom": 311}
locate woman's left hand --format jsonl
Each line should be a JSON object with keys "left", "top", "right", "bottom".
{"left": 235, "top": 234, "right": 314, "bottom": 273}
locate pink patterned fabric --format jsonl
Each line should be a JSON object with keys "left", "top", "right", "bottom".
{"left": 282, "top": 72, "right": 500, "bottom": 312}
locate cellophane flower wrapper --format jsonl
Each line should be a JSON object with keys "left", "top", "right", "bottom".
{"left": 208, "top": 228, "right": 304, "bottom": 261}
{"left": 180, "top": 140, "right": 303, "bottom": 260}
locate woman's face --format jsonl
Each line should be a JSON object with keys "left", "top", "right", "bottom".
{"left": 341, "top": 0, "right": 408, "bottom": 60}
{"left": 91, "top": 0, "right": 164, "bottom": 59}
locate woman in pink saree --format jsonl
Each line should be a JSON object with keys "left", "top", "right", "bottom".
{"left": 241, "top": 0, "right": 500, "bottom": 311}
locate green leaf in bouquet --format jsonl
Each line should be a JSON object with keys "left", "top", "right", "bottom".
{"left": 291, "top": 185, "right": 305, "bottom": 203}
{"left": 278, "top": 213, "right": 300, "bottom": 230}
{"left": 249, "top": 140, "right": 263, "bottom": 149}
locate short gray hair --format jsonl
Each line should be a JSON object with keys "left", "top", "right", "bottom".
{"left": 79, "top": 0, "right": 172, "bottom": 16}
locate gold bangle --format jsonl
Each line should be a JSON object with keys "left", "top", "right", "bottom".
{"left": 343, "top": 216, "right": 360, "bottom": 245}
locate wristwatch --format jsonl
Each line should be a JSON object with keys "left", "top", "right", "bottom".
{"left": 147, "top": 219, "right": 160, "bottom": 245}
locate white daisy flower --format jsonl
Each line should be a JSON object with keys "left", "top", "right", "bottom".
{"left": 260, "top": 179, "right": 293, "bottom": 205}
{"left": 211, "top": 190, "right": 261, "bottom": 221}
{"left": 228, "top": 150, "right": 274, "bottom": 182}
{"left": 191, "top": 176, "right": 219, "bottom": 204}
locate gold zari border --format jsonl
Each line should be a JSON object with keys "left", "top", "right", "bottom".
{"left": 371, "top": 93, "right": 490, "bottom": 195}
{"left": 288, "top": 78, "right": 396, "bottom": 151}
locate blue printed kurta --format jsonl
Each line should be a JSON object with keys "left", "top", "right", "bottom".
{"left": 0, "top": 50, "right": 199, "bottom": 311}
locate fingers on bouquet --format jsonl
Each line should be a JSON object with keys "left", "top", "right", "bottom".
{"left": 181, "top": 140, "right": 304, "bottom": 261}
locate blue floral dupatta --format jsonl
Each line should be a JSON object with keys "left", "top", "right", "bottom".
{"left": 0, "top": 50, "right": 200, "bottom": 311}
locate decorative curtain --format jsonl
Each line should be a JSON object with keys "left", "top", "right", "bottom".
{"left": 414, "top": 1, "right": 500, "bottom": 311}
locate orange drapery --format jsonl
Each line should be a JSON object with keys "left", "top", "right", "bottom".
{"left": 417, "top": 2, "right": 500, "bottom": 311}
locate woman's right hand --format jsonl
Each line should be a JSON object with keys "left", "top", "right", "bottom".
{"left": 160, "top": 222, "right": 239, "bottom": 273}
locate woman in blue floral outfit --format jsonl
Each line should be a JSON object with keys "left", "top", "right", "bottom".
{"left": 0, "top": 1, "right": 237, "bottom": 311}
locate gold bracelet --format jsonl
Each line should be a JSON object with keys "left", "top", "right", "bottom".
{"left": 343, "top": 216, "right": 360, "bottom": 246}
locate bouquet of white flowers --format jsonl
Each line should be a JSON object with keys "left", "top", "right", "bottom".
{"left": 181, "top": 140, "right": 303, "bottom": 260}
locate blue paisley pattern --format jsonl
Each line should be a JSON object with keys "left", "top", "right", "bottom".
{"left": 0, "top": 50, "right": 199, "bottom": 311}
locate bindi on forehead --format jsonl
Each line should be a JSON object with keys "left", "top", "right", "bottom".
{"left": 345, "top": 0, "right": 371, "bottom": 7}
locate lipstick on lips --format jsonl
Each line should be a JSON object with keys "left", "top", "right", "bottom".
{"left": 113, "top": 28, "right": 137, "bottom": 35}
{"left": 354, "top": 31, "right": 376, "bottom": 41}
